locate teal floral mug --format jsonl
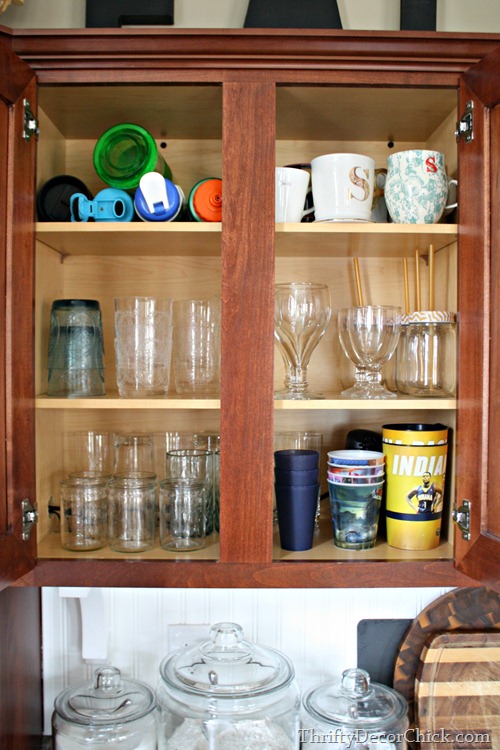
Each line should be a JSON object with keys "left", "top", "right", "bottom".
{"left": 384, "top": 150, "right": 456, "bottom": 224}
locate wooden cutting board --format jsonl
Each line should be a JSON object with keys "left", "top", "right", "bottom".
{"left": 415, "top": 631, "right": 500, "bottom": 750}
{"left": 394, "top": 587, "right": 500, "bottom": 725}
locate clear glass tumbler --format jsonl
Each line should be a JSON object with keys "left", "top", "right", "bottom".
{"left": 159, "top": 477, "right": 207, "bottom": 551}
{"left": 172, "top": 298, "right": 221, "bottom": 395}
{"left": 60, "top": 476, "right": 108, "bottom": 551}
{"left": 113, "top": 432, "right": 154, "bottom": 474}
{"left": 114, "top": 296, "right": 173, "bottom": 397}
{"left": 108, "top": 472, "right": 157, "bottom": 552}
{"left": 166, "top": 449, "right": 215, "bottom": 534}
{"left": 47, "top": 299, "right": 105, "bottom": 398}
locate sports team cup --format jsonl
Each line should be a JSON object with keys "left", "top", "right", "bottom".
{"left": 384, "top": 149, "right": 457, "bottom": 224}
{"left": 310, "top": 153, "right": 375, "bottom": 222}
{"left": 327, "top": 479, "right": 384, "bottom": 550}
{"left": 382, "top": 423, "right": 449, "bottom": 550}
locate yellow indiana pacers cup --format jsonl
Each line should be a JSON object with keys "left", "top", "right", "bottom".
{"left": 382, "top": 423, "right": 448, "bottom": 550}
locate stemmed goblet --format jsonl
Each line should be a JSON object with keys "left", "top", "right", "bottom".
{"left": 274, "top": 282, "right": 332, "bottom": 399}
{"left": 338, "top": 305, "right": 401, "bottom": 399}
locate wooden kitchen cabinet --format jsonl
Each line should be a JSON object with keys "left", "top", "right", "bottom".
{"left": 1, "top": 27, "right": 500, "bottom": 593}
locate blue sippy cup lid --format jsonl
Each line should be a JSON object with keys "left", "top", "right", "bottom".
{"left": 134, "top": 172, "right": 182, "bottom": 221}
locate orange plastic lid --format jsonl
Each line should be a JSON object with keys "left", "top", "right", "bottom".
{"left": 190, "top": 178, "right": 222, "bottom": 222}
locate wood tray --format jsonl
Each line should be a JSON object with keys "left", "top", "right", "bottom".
{"left": 415, "top": 631, "right": 500, "bottom": 750}
{"left": 393, "top": 588, "right": 500, "bottom": 724}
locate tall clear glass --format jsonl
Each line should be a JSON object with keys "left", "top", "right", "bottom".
{"left": 114, "top": 296, "right": 173, "bottom": 397}
{"left": 274, "top": 282, "right": 331, "bottom": 399}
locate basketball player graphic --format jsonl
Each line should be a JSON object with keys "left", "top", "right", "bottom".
{"left": 406, "top": 471, "right": 443, "bottom": 514}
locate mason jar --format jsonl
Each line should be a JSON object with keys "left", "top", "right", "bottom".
{"left": 402, "top": 311, "right": 457, "bottom": 397}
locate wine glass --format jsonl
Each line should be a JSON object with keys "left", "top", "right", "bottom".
{"left": 274, "top": 282, "right": 332, "bottom": 399}
{"left": 338, "top": 305, "right": 401, "bottom": 399}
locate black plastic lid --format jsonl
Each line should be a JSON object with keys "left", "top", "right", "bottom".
{"left": 51, "top": 299, "right": 100, "bottom": 310}
{"left": 37, "top": 175, "right": 93, "bottom": 222}
{"left": 382, "top": 423, "right": 447, "bottom": 432}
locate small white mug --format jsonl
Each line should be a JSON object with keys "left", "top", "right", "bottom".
{"left": 275, "top": 167, "right": 313, "bottom": 222}
{"left": 311, "top": 153, "right": 375, "bottom": 222}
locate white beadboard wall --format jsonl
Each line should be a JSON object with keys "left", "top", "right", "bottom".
{"left": 41, "top": 585, "right": 452, "bottom": 735}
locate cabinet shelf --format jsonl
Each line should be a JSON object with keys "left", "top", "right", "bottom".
{"left": 35, "top": 222, "right": 457, "bottom": 259}
{"left": 36, "top": 222, "right": 222, "bottom": 257}
{"left": 37, "top": 532, "right": 220, "bottom": 561}
{"left": 34, "top": 395, "right": 456, "bottom": 410}
{"left": 275, "top": 223, "right": 457, "bottom": 257}
{"left": 273, "top": 514, "right": 454, "bottom": 562}
{"left": 274, "top": 396, "right": 456, "bottom": 410}
{"left": 35, "top": 394, "right": 221, "bottom": 409}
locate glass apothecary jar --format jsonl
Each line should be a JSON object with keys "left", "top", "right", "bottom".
{"left": 301, "top": 668, "right": 409, "bottom": 750}
{"left": 396, "top": 311, "right": 457, "bottom": 397}
{"left": 156, "top": 621, "right": 300, "bottom": 749}
{"left": 52, "top": 666, "right": 157, "bottom": 749}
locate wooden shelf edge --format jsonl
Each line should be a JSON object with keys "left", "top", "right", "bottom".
{"left": 36, "top": 222, "right": 222, "bottom": 234}
{"left": 275, "top": 223, "right": 458, "bottom": 235}
{"left": 274, "top": 397, "right": 456, "bottom": 410}
{"left": 15, "top": 558, "right": 477, "bottom": 589}
{"left": 36, "top": 222, "right": 222, "bottom": 257}
{"left": 35, "top": 395, "right": 221, "bottom": 409}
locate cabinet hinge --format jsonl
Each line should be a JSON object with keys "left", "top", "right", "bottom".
{"left": 22, "top": 498, "right": 38, "bottom": 541}
{"left": 455, "top": 100, "right": 474, "bottom": 143}
{"left": 22, "top": 99, "right": 39, "bottom": 142}
{"left": 452, "top": 499, "right": 471, "bottom": 541}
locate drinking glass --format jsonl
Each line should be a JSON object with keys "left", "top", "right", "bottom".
{"left": 274, "top": 282, "right": 331, "bottom": 399}
{"left": 338, "top": 305, "right": 401, "bottom": 399}
{"left": 172, "top": 298, "right": 221, "bottom": 395}
{"left": 113, "top": 432, "right": 154, "bottom": 474}
{"left": 159, "top": 478, "right": 207, "bottom": 551}
{"left": 114, "top": 296, "right": 173, "bottom": 397}
{"left": 108, "top": 471, "right": 157, "bottom": 552}
{"left": 166, "top": 449, "right": 215, "bottom": 534}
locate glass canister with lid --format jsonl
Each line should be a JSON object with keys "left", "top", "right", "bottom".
{"left": 52, "top": 665, "right": 157, "bottom": 749}
{"left": 396, "top": 310, "right": 457, "bottom": 397}
{"left": 156, "top": 621, "right": 300, "bottom": 749}
{"left": 301, "top": 668, "right": 409, "bottom": 750}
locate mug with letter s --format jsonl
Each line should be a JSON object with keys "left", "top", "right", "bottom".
{"left": 310, "top": 153, "right": 375, "bottom": 222}
{"left": 275, "top": 166, "right": 313, "bottom": 222}
{"left": 384, "top": 149, "right": 457, "bottom": 224}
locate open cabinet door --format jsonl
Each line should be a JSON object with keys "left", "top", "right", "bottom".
{"left": 455, "top": 45, "right": 500, "bottom": 587}
{"left": 0, "top": 38, "right": 42, "bottom": 750}
{"left": 0, "top": 39, "right": 37, "bottom": 590}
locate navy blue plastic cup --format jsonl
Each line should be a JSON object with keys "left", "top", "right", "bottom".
{"left": 274, "top": 467, "right": 319, "bottom": 486}
{"left": 275, "top": 482, "right": 319, "bottom": 551}
{"left": 274, "top": 449, "right": 319, "bottom": 471}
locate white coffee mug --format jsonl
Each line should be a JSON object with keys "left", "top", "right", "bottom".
{"left": 275, "top": 167, "right": 313, "bottom": 222}
{"left": 310, "top": 153, "right": 375, "bottom": 222}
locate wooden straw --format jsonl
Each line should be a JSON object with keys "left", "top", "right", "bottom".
{"left": 428, "top": 243, "right": 435, "bottom": 310}
{"left": 403, "top": 257, "right": 410, "bottom": 315}
{"left": 353, "top": 258, "right": 364, "bottom": 306}
{"left": 415, "top": 248, "right": 421, "bottom": 311}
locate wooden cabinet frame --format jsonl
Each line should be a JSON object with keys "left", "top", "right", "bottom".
{"left": 1, "top": 27, "right": 500, "bottom": 590}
